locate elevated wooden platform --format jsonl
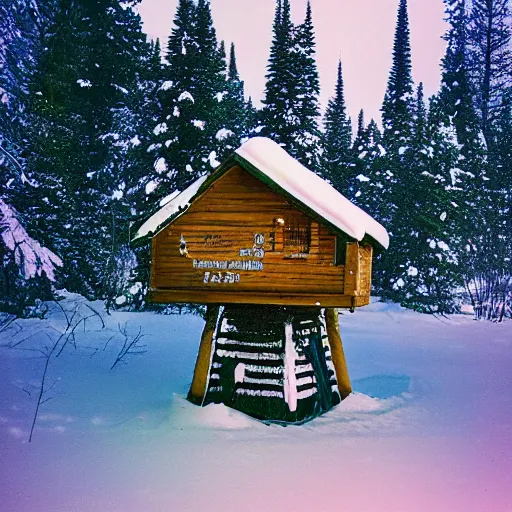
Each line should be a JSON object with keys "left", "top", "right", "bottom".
{"left": 188, "top": 305, "right": 352, "bottom": 424}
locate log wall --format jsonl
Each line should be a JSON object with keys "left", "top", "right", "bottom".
{"left": 150, "top": 165, "right": 373, "bottom": 307}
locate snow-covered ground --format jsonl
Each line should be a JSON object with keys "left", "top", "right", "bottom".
{"left": 1, "top": 295, "right": 511, "bottom": 512}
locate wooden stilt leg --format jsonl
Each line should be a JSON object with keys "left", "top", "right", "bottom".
{"left": 187, "top": 305, "right": 220, "bottom": 405}
{"left": 325, "top": 308, "right": 352, "bottom": 400}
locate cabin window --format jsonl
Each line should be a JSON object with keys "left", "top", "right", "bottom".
{"left": 282, "top": 214, "right": 311, "bottom": 255}
{"left": 269, "top": 214, "right": 311, "bottom": 255}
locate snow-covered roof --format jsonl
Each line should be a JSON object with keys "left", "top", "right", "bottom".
{"left": 236, "top": 138, "right": 389, "bottom": 248}
{"left": 132, "top": 175, "right": 208, "bottom": 242}
{"left": 132, "top": 137, "right": 389, "bottom": 248}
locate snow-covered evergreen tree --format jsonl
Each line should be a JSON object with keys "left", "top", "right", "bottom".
{"left": 371, "top": 1, "right": 463, "bottom": 313}
{"left": 476, "top": 95, "right": 512, "bottom": 320}
{"left": 440, "top": 0, "right": 481, "bottom": 145}
{"left": 260, "top": 0, "right": 295, "bottom": 148}
{"left": 349, "top": 119, "right": 388, "bottom": 220}
{"left": 384, "top": 90, "right": 462, "bottom": 313}
{"left": 20, "top": 0, "right": 151, "bottom": 300}
{"left": 374, "top": 0, "right": 415, "bottom": 294}
{"left": 467, "top": 0, "right": 512, "bottom": 145}
{"left": 291, "top": 1, "right": 321, "bottom": 170}
{"left": 0, "top": 0, "right": 68, "bottom": 314}
{"left": 0, "top": 0, "right": 52, "bottom": 198}
{"left": 214, "top": 42, "right": 251, "bottom": 157}
{"left": 355, "top": 109, "right": 365, "bottom": 142}
{"left": 381, "top": 0, "right": 414, "bottom": 146}
{"left": 379, "top": 0, "right": 415, "bottom": 220}
{"left": 260, "top": 0, "right": 321, "bottom": 168}
{"left": 466, "top": 0, "right": 511, "bottom": 318}
{"left": 150, "top": 0, "right": 231, "bottom": 196}
{"left": 0, "top": 198, "right": 62, "bottom": 314}
{"left": 438, "top": 0, "right": 509, "bottom": 320}
{"left": 320, "top": 59, "right": 353, "bottom": 192}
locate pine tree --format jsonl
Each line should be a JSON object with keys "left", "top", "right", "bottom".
{"left": 473, "top": 90, "right": 512, "bottom": 320}
{"left": 291, "top": 1, "right": 321, "bottom": 169}
{"left": 148, "top": 0, "right": 193, "bottom": 196}
{"left": 261, "top": 0, "right": 322, "bottom": 168}
{"left": 244, "top": 96, "right": 259, "bottom": 138}
{"left": 440, "top": 0, "right": 481, "bottom": 146}
{"left": 381, "top": 0, "right": 414, "bottom": 145}
{"left": 0, "top": 0, "right": 63, "bottom": 313}
{"left": 260, "top": 0, "right": 295, "bottom": 148}
{"left": 351, "top": 109, "right": 367, "bottom": 174}
{"left": 482, "top": 95, "right": 512, "bottom": 320}
{"left": 376, "top": 1, "right": 462, "bottom": 313}
{"left": 386, "top": 91, "right": 462, "bottom": 313}
{"left": 467, "top": 0, "right": 512, "bottom": 145}
{"left": 466, "top": 0, "right": 511, "bottom": 318}
{"left": 132, "top": 39, "right": 165, "bottom": 216}
{"left": 0, "top": 0, "right": 53, "bottom": 196}
{"left": 438, "top": 0, "right": 508, "bottom": 320}
{"left": 375, "top": 0, "right": 415, "bottom": 295}
{"left": 215, "top": 42, "right": 248, "bottom": 157}
{"left": 412, "top": 83, "right": 427, "bottom": 144}
{"left": 320, "top": 59, "right": 353, "bottom": 192}
{"left": 380, "top": 0, "right": 415, "bottom": 220}
{"left": 349, "top": 119, "right": 388, "bottom": 219}
{"left": 152, "top": 0, "right": 229, "bottom": 194}
{"left": 356, "top": 109, "right": 365, "bottom": 141}
{"left": 21, "top": 0, "right": 151, "bottom": 299}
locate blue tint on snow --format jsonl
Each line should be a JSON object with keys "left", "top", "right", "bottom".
{"left": 352, "top": 374, "right": 411, "bottom": 399}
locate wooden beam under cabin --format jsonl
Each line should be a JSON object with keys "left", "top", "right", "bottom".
{"left": 325, "top": 308, "right": 352, "bottom": 399}
{"left": 149, "top": 289, "right": 359, "bottom": 308}
{"left": 187, "top": 305, "right": 220, "bottom": 405}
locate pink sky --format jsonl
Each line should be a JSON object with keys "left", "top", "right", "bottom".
{"left": 138, "top": 0, "right": 448, "bottom": 125}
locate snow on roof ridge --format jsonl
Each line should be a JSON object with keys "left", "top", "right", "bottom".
{"left": 132, "top": 138, "right": 389, "bottom": 249}
{"left": 235, "top": 137, "right": 389, "bottom": 248}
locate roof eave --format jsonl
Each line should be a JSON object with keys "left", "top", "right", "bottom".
{"left": 130, "top": 154, "right": 240, "bottom": 247}
{"left": 130, "top": 204, "right": 190, "bottom": 247}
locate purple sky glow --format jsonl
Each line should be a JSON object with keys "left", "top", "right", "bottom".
{"left": 139, "top": 0, "right": 448, "bottom": 125}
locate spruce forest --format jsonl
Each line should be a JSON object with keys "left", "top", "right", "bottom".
{"left": 1, "top": 0, "right": 511, "bottom": 320}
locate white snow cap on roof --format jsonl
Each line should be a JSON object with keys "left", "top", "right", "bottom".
{"left": 132, "top": 138, "right": 389, "bottom": 248}
{"left": 236, "top": 137, "right": 389, "bottom": 248}
{"left": 132, "top": 175, "right": 208, "bottom": 241}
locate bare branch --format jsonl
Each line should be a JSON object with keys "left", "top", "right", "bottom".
{"left": 103, "top": 334, "right": 116, "bottom": 351}
{"left": 0, "top": 314, "right": 17, "bottom": 334}
{"left": 52, "top": 300, "right": 70, "bottom": 328}
{"left": 110, "top": 324, "right": 146, "bottom": 370}
{"left": 85, "top": 304, "right": 105, "bottom": 328}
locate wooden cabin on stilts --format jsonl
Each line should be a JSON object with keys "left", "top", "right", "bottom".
{"left": 131, "top": 137, "right": 389, "bottom": 424}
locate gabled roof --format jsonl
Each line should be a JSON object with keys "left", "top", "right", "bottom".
{"left": 132, "top": 137, "right": 389, "bottom": 249}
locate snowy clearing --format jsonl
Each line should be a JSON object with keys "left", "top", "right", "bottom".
{"left": 0, "top": 296, "right": 511, "bottom": 512}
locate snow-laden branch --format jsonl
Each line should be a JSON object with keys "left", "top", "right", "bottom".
{"left": 0, "top": 145, "right": 38, "bottom": 186}
{"left": 0, "top": 198, "right": 63, "bottom": 281}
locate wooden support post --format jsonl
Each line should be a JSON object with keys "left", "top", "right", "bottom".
{"left": 187, "top": 305, "right": 220, "bottom": 405}
{"left": 325, "top": 308, "right": 352, "bottom": 400}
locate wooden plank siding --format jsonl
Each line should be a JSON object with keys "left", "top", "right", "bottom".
{"left": 150, "top": 165, "right": 373, "bottom": 307}
{"left": 343, "top": 242, "right": 360, "bottom": 296}
{"left": 359, "top": 244, "right": 373, "bottom": 298}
